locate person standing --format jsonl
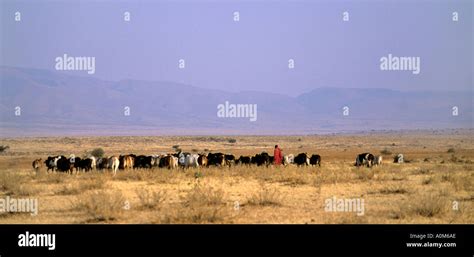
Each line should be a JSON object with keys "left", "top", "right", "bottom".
{"left": 274, "top": 145, "right": 282, "bottom": 165}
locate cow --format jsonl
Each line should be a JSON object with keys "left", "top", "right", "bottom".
{"left": 294, "top": 153, "right": 310, "bottom": 166}
{"left": 283, "top": 154, "right": 294, "bottom": 166}
{"left": 159, "top": 155, "right": 170, "bottom": 168}
{"left": 236, "top": 156, "right": 251, "bottom": 165}
{"left": 88, "top": 156, "right": 97, "bottom": 170}
{"left": 224, "top": 154, "right": 236, "bottom": 166}
{"left": 170, "top": 155, "right": 179, "bottom": 169}
{"left": 119, "top": 155, "right": 135, "bottom": 169}
{"left": 355, "top": 153, "right": 375, "bottom": 167}
{"left": 32, "top": 158, "right": 43, "bottom": 172}
{"left": 177, "top": 152, "right": 190, "bottom": 167}
{"left": 134, "top": 155, "right": 153, "bottom": 169}
{"left": 109, "top": 156, "right": 120, "bottom": 176}
{"left": 73, "top": 157, "right": 82, "bottom": 172}
{"left": 97, "top": 157, "right": 109, "bottom": 170}
{"left": 68, "top": 154, "right": 77, "bottom": 172}
{"left": 251, "top": 152, "right": 271, "bottom": 166}
{"left": 207, "top": 153, "right": 226, "bottom": 166}
{"left": 393, "top": 154, "right": 404, "bottom": 164}
{"left": 150, "top": 155, "right": 161, "bottom": 168}
{"left": 186, "top": 154, "right": 200, "bottom": 168}
{"left": 159, "top": 155, "right": 178, "bottom": 169}
{"left": 44, "top": 156, "right": 60, "bottom": 172}
{"left": 56, "top": 156, "right": 74, "bottom": 174}
{"left": 78, "top": 158, "right": 93, "bottom": 172}
{"left": 374, "top": 155, "right": 383, "bottom": 166}
{"left": 197, "top": 154, "right": 208, "bottom": 167}
{"left": 309, "top": 154, "right": 321, "bottom": 166}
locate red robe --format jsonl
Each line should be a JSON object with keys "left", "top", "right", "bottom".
{"left": 274, "top": 147, "right": 282, "bottom": 165}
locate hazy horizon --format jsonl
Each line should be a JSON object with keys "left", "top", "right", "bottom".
{"left": 1, "top": 0, "right": 472, "bottom": 97}
{"left": 1, "top": 65, "right": 471, "bottom": 95}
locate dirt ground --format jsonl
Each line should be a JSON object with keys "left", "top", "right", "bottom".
{"left": 0, "top": 129, "right": 473, "bottom": 224}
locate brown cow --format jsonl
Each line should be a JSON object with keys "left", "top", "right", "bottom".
{"left": 119, "top": 155, "right": 135, "bottom": 169}
{"left": 32, "top": 158, "right": 43, "bottom": 172}
{"left": 198, "top": 154, "right": 208, "bottom": 167}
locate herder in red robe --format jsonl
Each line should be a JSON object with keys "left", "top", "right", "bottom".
{"left": 274, "top": 145, "right": 282, "bottom": 165}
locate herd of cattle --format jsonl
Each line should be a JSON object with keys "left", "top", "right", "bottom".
{"left": 31, "top": 151, "right": 405, "bottom": 176}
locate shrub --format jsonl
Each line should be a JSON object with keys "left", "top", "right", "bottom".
{"left": 408, "top": 195, "right": 447, "bottom": 218}
{"left": 378, "top": 185, "right": 409, "bottom": 194}
{"left": 0, "top": 172, "right": 39, "bottom": 196}
{"left": 159, "top": 204, "right": 228, "bottom": 224}
{"left": 0, "top": 145, "right": 9, "bottom": 153}
{"left": 447, "top": 148, "right": 455, "bottom": 153}
{"left": 380, "top": 148, "right": 392, "bottom": 155}
{"left": 135, "top": 188, "right": 167, "bottom": 210}
{"left": 74, "top": 190, "right": 125, "bottom": 222}
{"left": 228, "top": 138, "right": 237, "bottom": 144}
{"left": 247, "top": 185, "right": 283, "bottom": 206}
{"left": 159, "top": 184, "right": 229, "bottom": 224}
{"left": 90, "top": 148, "right": 105, "bottom": 158}
{"left": 182, "top": 184, "right": 224, "bottom": 207}
{"left": 58, "top": 178, "right": 106, "bottom": 195}
{"left": 172, "top": 145, "right": 182, "bottom": 152}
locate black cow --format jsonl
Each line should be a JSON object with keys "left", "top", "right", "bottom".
{"left": 309, "top": 154, "right": 321, "bottom": 166}
{"left": 225, "top": 154, "right": 236, "bottom": 166}
{"left": 251, "top": 152, "right": 271, "bottom": 166}
{"left": 207, "top": 153, "right": 226, "bottom": 166}
{"left": 294, "top": 153, "right": 309, "bottom": 166}
{"left": 77, "top": 158, "right": 93, "bottom": 172}
{"left": 134, "top": 155, "right": 153, "bottom": 169}
{"left": 97, "top": 157, "right": 109, "bottom": 170}
{"left": 355, "top": 153, "right": 375, "bottom": 167}
{"left": 159, "top": 155, "right": 170, "bottom": 168}
{"left": 56, "top": 156, "right": 74, "bottom": 173}
{"left": 44, "top": 156, "right": 58, "bottom": 172}
{"left": 236, "top": 156, "right": 251, "bottom": 165}
{"left": 73, "top": 157, "right": 82, "bottom": 171}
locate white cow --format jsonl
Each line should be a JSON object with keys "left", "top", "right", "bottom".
{"left": 171, "top": 156, "right": 179, "bottom": 169}
{"left": 109, "top": 156, "right": 120, "bottom": 176}
{"left": 374, "top": 155, "right": 383, "bottom": 166}
{"left": 184, "top": 153, "right": 199, "bottom": 168}
{"left": 50, "top": 156, "right": 62, "bottom": 171}
{"left": 283, "top": 154, "right": 294, "bottom": 166}
{"left": 178, "top": 153, "right": 186, "bottom": 167}
{"left": 88, "top": 156, "right": 96, "bottom": 170}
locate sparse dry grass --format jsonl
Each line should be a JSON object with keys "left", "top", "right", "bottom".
{"left": 406, "top": 192, "right": 449, "bottom": 218}
{"left": 158, "top": 183, "right": 231, "bottom": 224}
{"left": 73, "top": 190, "right": 125, "bottom": 222}
{"left": 247, "top": 184, "right": 284, "bottom": 206}
{"left": 57, "top": 177, "right": 106, "bottom": 195}
{"left": 0, "top": 132, "right": 473, "bottom": 224}
{"left": 135, "top": 188, "right": 167, "bottom": 210}
{"left": 0, "top": 171, "right": 42, "bottom": 196}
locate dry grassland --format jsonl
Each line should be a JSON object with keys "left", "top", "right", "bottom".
{"left": 0, "top": 130, "right": 473, "bottom": 224}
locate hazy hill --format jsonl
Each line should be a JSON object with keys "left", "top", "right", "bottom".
{"left": 0, "top": 66, "right": 471, "bottom": 136}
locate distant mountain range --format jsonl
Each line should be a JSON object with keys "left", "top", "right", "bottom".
{"left": 0, "top": 66, "right": 472, "bottom": 136}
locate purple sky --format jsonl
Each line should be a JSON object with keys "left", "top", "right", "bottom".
{"left": 1, "top": 0, "right": 472, "bottom": 96}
